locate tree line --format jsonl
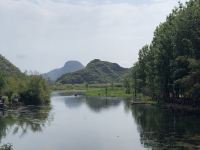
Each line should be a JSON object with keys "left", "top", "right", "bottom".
{"left": 0, "top": 72, "right": 50, "bottom": 106}
{"left": 126, "top": 0, "right": 200, "bottom": 104}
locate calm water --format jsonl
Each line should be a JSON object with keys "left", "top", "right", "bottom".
{"left": 0, "top": 93, "right": 200, "bottom": 150}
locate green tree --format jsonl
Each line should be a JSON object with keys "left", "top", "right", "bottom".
{"left": 138, "top": 45, "right": 149, "bottom": 87}
{"left": 20, "top": 75, "right": 50, "bottom": 105}
{"left": 128, "top": 0, "right": 200, "bottom": 104}
{"left": 0, "top": 144, "right": 13, "bottom": 150}
{"left": 123, "top": 76, "right": 131, "bottom": 94}
{"left": 0, "top": 73, "right": 5, "bottom": 95}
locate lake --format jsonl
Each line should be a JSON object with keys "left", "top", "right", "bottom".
{"left": 0, "top": 92, "right": 200, "bottom": 150}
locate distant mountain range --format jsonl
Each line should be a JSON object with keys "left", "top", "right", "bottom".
{"left": 0, "top": 55, "right": 129, "bottom": 84}
{"left": 43, "top": 61, "right": 84, "bottom": 81}
{"left": 57, "top": 59, "right": 129, "bottom": 84}
{"left": 0, "top": 54, "right": 23, "bottom": 77}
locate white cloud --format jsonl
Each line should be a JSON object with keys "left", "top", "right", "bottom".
{"left": 0, "top": 0, "right": 188, "bottom": 73}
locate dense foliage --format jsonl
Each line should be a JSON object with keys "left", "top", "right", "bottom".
{"left": 130, "top": 0, "right": 200, "bottom": 104}
{"left": 0, "top": 55, "right": 22, "bottom": 77}
{"left": 0, "top": 54, "right": 50, "bottom": 106}
{"left": 58, "top": 59, "right": 129, "bottom": 84}
{"left": 0, "top": 144, "right": 13, "bottom": 150}
{"left": 19, "top": 75, "right": 50, "bottom": 105}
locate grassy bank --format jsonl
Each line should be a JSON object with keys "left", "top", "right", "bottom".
{"left": 52, "top": 84, "right": 157, "bottom": 104}
{"left": 85, "top": 87, "right": 131, "bottom": 99}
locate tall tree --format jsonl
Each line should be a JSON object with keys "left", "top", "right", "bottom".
{"left": 129, "top": 0, "right": 200, "bottom": 103}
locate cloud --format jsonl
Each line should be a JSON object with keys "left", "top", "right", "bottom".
{"left": 0, "top": 0, "right": 188, "bottom": 73}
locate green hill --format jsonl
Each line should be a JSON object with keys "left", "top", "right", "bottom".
{"left": 0, "top": 54, "right": 22, "bottom": 77}
{"left": 43, "top": 60, "right": 84, "bottom": 81}
{"left": 57, "top": 59, "right": 129, "bottom": 84}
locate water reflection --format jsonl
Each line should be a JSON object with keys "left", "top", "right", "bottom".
{"left": 61, "top": 95, "right": 200, "bottom": 150}
{"left": 0, "top": 94, "right": 200, "bottom": 150}
{"left": 131, "top": 105, "right": 200, "bottom": 150}
{"left": 64, "top": 96, "right": 84, "bottom": 108}
{"left": 63, "top": 96, "right": 123, "bottom": 112}
{"left": 0, "top": 105, "right": 53, "bottom": 143}
{"left": 85, "top": 97, "right": 122, "bottom": 112}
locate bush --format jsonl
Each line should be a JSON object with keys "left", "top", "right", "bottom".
{"left": 0, "top": 144, "right": 13, "bottom": 150}
{"left": 20, "top": 76, "right": 50, "bottom": 105}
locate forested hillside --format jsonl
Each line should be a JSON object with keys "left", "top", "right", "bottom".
{"left": 58, "top": 59, "right": 129, "bottom": 84}
{"left": 129, "top": 0, "right": 200, "bottom": 104}
{"left": 0, "top": 55, "right": 22, "bottom": 77}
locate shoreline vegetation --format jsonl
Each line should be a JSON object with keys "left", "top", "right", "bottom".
{"left": 125, "top": 0, "right": 200, "bottom": 106}
{"left": 0, "top": 144, "right": 13, "bottom": 150}
{"left": 0, "top": 55, "right": 51, "bottom": 110}
{"left": 52, "top": 83, "right": 200, "bottom": 111}
{"left": 0, "top": 73, "right": 50, "bottom": 110}
{"left": 52, "top": 83, "right": 160, "bottom": 104}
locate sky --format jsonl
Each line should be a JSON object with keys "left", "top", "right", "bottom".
{"left": 0, "top": 0, "right": 188, "bottom": 73}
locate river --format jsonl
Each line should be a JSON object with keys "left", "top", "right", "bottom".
{"left": 0, "top": 92, "right": 200, "bottom": 150}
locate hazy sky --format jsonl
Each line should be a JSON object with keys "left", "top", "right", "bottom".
{"left": 0, "top": 0, "right": 187, "bottom": 73}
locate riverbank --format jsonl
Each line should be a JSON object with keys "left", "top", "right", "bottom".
{"left": 52, "top": 84, "right": 157, "bottom": 105}
{"left": 52, "top": 84, "right": 200, "bottom": 110}
{"left": 54, "top": 86, "right": 132, "bottom": 99}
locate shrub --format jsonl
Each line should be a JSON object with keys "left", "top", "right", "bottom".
{"left": 0, "top": 144, "right": 13, "bottom": 150}
{"left": 20, "top": 75, "right": 50, "bottom": 105}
